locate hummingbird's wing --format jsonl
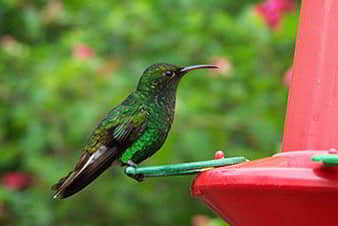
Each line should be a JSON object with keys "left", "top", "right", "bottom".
{"left": 52, "top": 105, "right": 148, "bottom": 199}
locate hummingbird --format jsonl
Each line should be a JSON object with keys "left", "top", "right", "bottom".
{"left": 52, "top": 63, "right": 218, "bottom": 199}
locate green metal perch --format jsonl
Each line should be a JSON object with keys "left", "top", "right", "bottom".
{"left": 124, "top": 156, "right": 248, "bottom": 178}
{"left": 312, "top": 154, "right": 338, "bottom": 167}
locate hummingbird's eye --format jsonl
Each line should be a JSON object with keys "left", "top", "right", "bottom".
{"left": 164, "top": 71, "right": 174, "bottom": 77}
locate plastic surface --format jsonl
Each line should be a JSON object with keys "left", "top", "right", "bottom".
{"left": 192, "top": 151, "right": 338, "bottom": 226}
{"left": 192, "top": 0, "right": 338, "bottom": 225}
{"left": 283, "top": 0, "right": 338, "bottom": 152}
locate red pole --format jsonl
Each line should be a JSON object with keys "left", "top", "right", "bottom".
{"left": 283, "top": 0, "right": 338, "bottom": 152}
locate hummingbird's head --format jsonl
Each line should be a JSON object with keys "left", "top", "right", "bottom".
{"left": 136, "top": 63, "right": 218, "bottom": 94}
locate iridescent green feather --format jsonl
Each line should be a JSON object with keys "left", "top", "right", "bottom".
{"left": 84, "top": 99, "right": 148, "bottom": 154}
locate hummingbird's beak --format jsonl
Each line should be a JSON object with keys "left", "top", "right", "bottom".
{"left": 178, "top": 65, "right": 219, "bottom": 75}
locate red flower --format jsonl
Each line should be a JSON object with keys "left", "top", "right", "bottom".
{"left": 2, "top": 172, "right": 32, "bottom": 190}
{"left": 256, "top": 0, "right": 296, "bottom": 29}
{"left": 72, "top": 43, "right": 95, "bottom": 60}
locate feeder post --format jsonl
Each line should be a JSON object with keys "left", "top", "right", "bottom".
{"left": 283, "top": 0, "right": 338, "bottom": 152}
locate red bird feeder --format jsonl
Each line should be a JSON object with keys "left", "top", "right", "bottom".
{"left": 191, "top": 0, "right": 338, "bottom": 225}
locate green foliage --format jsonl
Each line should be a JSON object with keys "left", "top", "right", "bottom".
{"left": 0, "top": 0, "right": 298, "bottom": 225}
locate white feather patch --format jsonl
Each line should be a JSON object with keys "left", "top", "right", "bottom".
{"left": 77, "top": 145, "right": 107, "bottom": 176}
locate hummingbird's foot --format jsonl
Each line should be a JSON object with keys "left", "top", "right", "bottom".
{"left": 127, "top": 160, "right": 138, "bottom": 168}
{"left": 130, "top": 173, "right": 144, "bottom": 182}
{"left": 126, "top": 160, "right": 144, "bottom": 182}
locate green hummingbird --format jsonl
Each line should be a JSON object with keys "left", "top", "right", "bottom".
{"left": 52, "top": 63, "right": 218, "bottom": 199}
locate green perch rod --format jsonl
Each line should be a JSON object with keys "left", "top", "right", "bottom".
{"left": 312, "top": 154, "right": 338, "bottom": 167}
{"left": 124, "top": 156, "right": 248, "bottom": 178}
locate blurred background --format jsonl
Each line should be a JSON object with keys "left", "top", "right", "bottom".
{"left": 0, "top": 0, "right": 299, "bottom": 225}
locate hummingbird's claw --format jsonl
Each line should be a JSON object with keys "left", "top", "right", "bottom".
{"left": 127, "top": 160, "right": 138, "bottom": 167}
{"left": 130, "top": 173, "right": 144, "bottom": 182}
{"left": 125, "top": 160, "right": 145, "bottom": 182}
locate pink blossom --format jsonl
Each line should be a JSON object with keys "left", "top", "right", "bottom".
{"left": 283, "top": 66, "right": 293, "bottom": 87}
{"left": 2, "top": 172, "right": 32, "bottom": 190}
{"left": 256, "top": 0, "right": 296, "bottom": 29}
{"left": 192, "top": 215, "right": 211, "bottom": 226}
{"left": 209, "top": 56, "right": 233, "bottom": 77}
{"left": 72, "top": 43, "right": 95, "bottom": 60}
{"left": 1, "top": 35, "right": 16, "bottom": 49}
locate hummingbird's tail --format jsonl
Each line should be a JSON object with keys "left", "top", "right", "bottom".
{"left": 51, "top": 146, "right": 119, "bottom": 199}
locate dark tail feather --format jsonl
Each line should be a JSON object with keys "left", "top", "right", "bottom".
{"left": 52, "top": 146, "right": 119, "bottom": 199}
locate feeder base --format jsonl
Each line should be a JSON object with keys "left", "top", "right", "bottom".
{"left": 192, "top": 150, "right": 338, "bottom": 226}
